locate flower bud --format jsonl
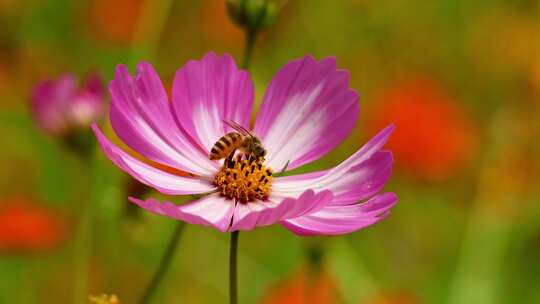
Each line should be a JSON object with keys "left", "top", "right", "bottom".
{"left": 226, "top": 0, "right": 286, "bottom": 31}
{"left": 31, "top": 73, "right": 105, "bottom": 136}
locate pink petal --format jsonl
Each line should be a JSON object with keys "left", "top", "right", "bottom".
{"left": 254, "top": 56, "right": 359, "bottom": 171}
{"left": 109, "top": 63, "right": 218, "bottom": 176}
{"left": 31, "top": 74, "right": 77, "bottom": 134}
{"left": 273, "top": 126, "right": 394, "bottom": 206}
{"left": 172, "top": 52, "right": 254, "bottom": 153}
{"left": 230, "top": 190, "right": 333, "bottom": 231}
{"left": 92, "top": 124, "right": 216, "bottom": 195}
{"left": 130, "top": 194, "right": 235, "bottom": 232}
{"left": 281, "top": 192, "right": 398, "bottom": 236}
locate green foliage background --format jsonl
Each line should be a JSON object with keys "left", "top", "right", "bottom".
{"left": 0, "top": 0, "right": 539, "bottom": 303}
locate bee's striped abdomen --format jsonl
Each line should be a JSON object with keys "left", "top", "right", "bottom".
{"left": 210, "top": 132, "right": 243, "bottom": 160}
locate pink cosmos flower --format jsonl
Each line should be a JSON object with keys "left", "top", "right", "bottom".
{"left": 32, "top": 73, "right": 104, "bottom": 135}
{"left": 91, "top": 53, "right": 397, "bottom": 235}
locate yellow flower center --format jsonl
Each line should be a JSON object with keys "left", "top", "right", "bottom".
{"left": 214, "top": 155, "right": 273, "bottom": 203}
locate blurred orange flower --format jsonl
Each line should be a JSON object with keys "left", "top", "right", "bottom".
{"left": 87, "top": 0, "right": 143, "bottom": 45}
{"left": 467, "top": 7, "right": 540, "bottom": 78}
{"left": 201, "top": 0, "right": 244, "bottom": 49}
{"left": 0, "top": 198, "right": 66, "bottom": 252}
{"left": 368, "top": 76, "right": 478, "bottom": 181}
{"left": 261, "top": 267, "right": 336, "bottom": 304}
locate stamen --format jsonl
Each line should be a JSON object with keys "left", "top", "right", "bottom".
{"left": 214, "top": 156, "right": 273, "bottom": 203}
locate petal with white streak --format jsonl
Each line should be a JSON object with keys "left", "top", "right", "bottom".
{"left": 230, "top": 190, "right": 333, "bottom": 231}
{"left": 254, "top": 56, "right": 359, "bottom": 171}
{"left": 92, "top": 124, "right": 216, "bottom": 195}
{"left": 281, "top": 192, "right": 398, "bottom": 236}
{"left": 130, "top": 194, "right": 235, "bottom": 232}
{"left": 109, "top": 62, "right": 217, "bottom": 176}
{"left": 273, "top": 126, "right": 394, "bottom": 206}
{"left": 172, "top": 52, "right": 254, "bottom": 153}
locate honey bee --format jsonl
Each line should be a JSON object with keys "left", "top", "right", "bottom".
{"left": 209, "top": 120, "right": 267, "bottom": 161}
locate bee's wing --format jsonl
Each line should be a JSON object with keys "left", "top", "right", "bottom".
{"left": 223, "top": 120, "right": 253, "bottom": 137}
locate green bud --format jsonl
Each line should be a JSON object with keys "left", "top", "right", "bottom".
{"left": 226, "top": 0, "right": 286, "bottom": 30}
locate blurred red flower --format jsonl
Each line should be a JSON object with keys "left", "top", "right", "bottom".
{"left": 260, "top": 267, "right": 336, "bottom": 304}
{"left": 368, "top": 76, "right": 478, "bottom": 181}
{"left": 0, "top": 199, "right": 66, "bottom": 252}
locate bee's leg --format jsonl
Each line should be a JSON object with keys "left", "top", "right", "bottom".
{"left": 226, "top": 149, "right": 237, "bottom": 165}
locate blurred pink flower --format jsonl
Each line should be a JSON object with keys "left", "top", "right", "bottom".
{"left": 92, "top": 52, "right": 397, "bottom": 235}
{"left": 31, "top": 73, "right": 104, "bottom": 135}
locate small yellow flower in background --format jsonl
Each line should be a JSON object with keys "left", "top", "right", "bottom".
{"left": 88, "top": 294, "right": 120, "bottom": 304}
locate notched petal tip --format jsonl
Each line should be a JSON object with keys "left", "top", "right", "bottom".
{"left": 383, "top": 123, "right": 396, "bottom": 133}
{"left": 256, "top": 54, "right": 362, "bottom": 171}
{"left": 280, "top": 192, "right": 398, "bottom": 236}
{"left": 171, "top": 50, "right": 254, "bottom": 152}
{"left": 136, "top": 61, "right": 154, "bottom": 70}
{"left": 185, "top": 52, "right": 240, "bottom": 70}
{"left": 90, "top": 122, "right": 99, "bottom": 133}
{"left": 113, "top": 64, "right": 130, "bottom": 77}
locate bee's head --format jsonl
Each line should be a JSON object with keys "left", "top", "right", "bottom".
{"left": 244, "top": 136, "right": 266, "bottom": 159}
{"left": 253, "top": 146, "right": 267, "bottom": 158}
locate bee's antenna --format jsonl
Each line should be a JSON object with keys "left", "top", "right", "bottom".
{"left": 223, "top": 119, "right": 253, "bottom": 137}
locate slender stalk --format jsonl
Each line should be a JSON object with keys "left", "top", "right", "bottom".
{"left": 129, "top": 0, "right": 175, "bottom": 65}
{"left": 447, "top": 107, "right": 527, "bottom": 304}
{"left": 126, "top": 1, "right": 180, "bottom": 303}
{"left": 229, "top": 231, "right": 240, "bottom": 304}
{"left": 228, "top": 24, "right": 259, "bottom": 304}
{"left": 139, "top": 221, "right": 186, "bottom": 304}
{"left": 241, "top": 29, "right": 257, "bottom": 70}
{"left": 73, "top": 146, "right": 100, "bottom": 304}
{"left": 73, "top": 198, "right": 93, "bottom": 304}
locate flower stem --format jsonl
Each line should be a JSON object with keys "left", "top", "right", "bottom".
{"left": 241, "top": 29, "right": 257, "bottom": 70}
{"left": 229, "top": 230, "right": 240, "bottom": 304}
{"left": 228, "top": 21, "right": 258, "bottom": 304}
{"left": 73, "top": 145, "right": 100, "bottom": 304}
{"left": 139, "top": 221, "right": 185, "bottom": 304}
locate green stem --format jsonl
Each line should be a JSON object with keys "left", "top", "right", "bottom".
{"left": 241, "top": 29, "right": 257, "bottom": 70}
{"left": 228, "top": 24, "right": 258, "bottom": 304}
{"left": 447, "top": 107, "right": 525, "bottom": 304}
{"left": 73, "top": 201, "right": 93, "bottom": 304}
{"left": 229, "top": 231, "right": 240, "bottom": 304}
{"left": 73, "top": 147, "right": 100, "bottom": 304}
{"left": 139, "top": 221, "right": 186, "bottom": 304}
{"left": 129, "top": 0, "right": 175, "bottom": 64}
